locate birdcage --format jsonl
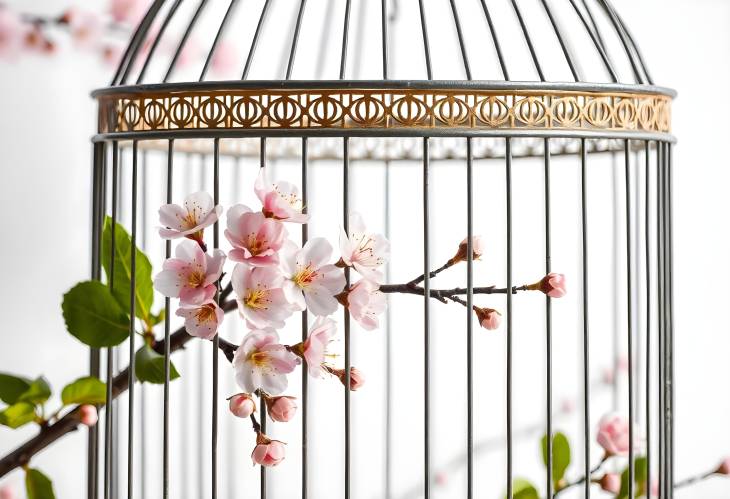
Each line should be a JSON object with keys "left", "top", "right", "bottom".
{"left": 84, "top": 0, "right": 675, "bottom": 498}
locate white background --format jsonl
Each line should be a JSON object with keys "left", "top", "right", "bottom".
{"left": 0, "top": 0, "right": 729, "bottom": 498}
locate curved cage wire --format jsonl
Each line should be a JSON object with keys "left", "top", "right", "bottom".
{"left": 83, "top": 1, "right": 676, "bottom": 499}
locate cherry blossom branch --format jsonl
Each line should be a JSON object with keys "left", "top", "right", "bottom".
{"left": 0, "top": 299, "right": 237, "bottom": 479}
{"left": 406, "top": 261, "right": 452, "bottom": 287}
{"left": 379, "top": 283, "right": 530, "bottom": 300}
{"left": 553, "top": 455, "right": 610, "bottom": 496}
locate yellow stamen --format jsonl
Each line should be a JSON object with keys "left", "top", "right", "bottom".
{"left": 244, "top": 289, "right": 269, "bottom": 309}
{"left": 292, "top": 265, "right": 318, "bottom": 288}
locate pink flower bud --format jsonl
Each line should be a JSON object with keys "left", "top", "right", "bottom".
{"left": 335, "top": 367, "right": 365, "bottom": 391}
{"left": 599, "top": 473, "right": 621, "bottom": 493}
{"left": 266, "top": 396, "right": 297, "bottom": 423}
{"left": 79, "top": 405, "right": 98, "bottom": 427}
{"left": 229, "top": 393, "right": 256, "bottom": 419}
{"left": 0, "top": 484, "right": 16, "bottom": 499}
{"left": 596, "top": 413, "right": 631, "bottom": 456}
{"left": 474, "top": 306, "right": 501, "bottom": 330}
{"left": 716, "top": 457, "right": 730, "bottom": 475}
{"left": 449, "top": 236, "right": 484, "bottom": 265}
{"left": 527, "top": 273, "right": 566, "bottom": 298}
{"left": 251, "top": 433, "right": 286, "bottom": 467}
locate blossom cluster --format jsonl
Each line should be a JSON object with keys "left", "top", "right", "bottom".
{"left": 153, "top": 169, "right": 389, "bottom": 467}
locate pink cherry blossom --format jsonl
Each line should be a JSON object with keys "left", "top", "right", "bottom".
{"left": 79, "top": 405, "right": 98, "bottom": 427}
{"left": 251, "top": 434, "right": 286, "bottom": 467}
{"left": 225, "top": 204, "right": 287, "bottom": 267}
{"left": 335, "top": 366, "right": 365, "bottom": 391}
{"left": 110, "top": 0, "right": 148, "bottom": 24}
{"left": 281, "top": 238, "right": 346, "bottom": 316}
{"left": 211, "top": 40, "right": 239, "bottom": 75}
{"left": 342, "top": 279, "right": 387, "bottom": 331}
{"left": 154, "top": 239, "right": 225, "bottom": 305}
{"left": 474, "top": 306, "right": 501, "bottom": 330}
{"left": 0, "top": 484, "right": 15, "bottom": 499}
{"left": 267, "top": 396, "right": 297, "bottom": 422}
{"left": 596, "top": 413, "right": 631, "bottom": 456}
{"left": 450, "top": 235, "right": 485, "bottom": 265}
{"left": 231, "top": 264, "right": 294, "bottom": 329}
{"left": 299, "top": 317, "right": 337, "bottom": 378}
{"left": 528, "top": 273, "right": 567, "bottom": 298}
{"left": 255, "top": 168, "right": 309, "bottom": 223}
{"left": 233, "top": 329, "right": 299, "bottom": 395}
{"left": 158, "top": 191, "right": 222, "bottom": 248}
{"left": 63, "top": 8, "right": 102, "bottom": 48}
{"left": 229, "top": 393, "right": 256, "bottom": 418}
{"left": 599, "top": 473, "right": 621, "bottom": 494}
{"left": 339, "top": 213, "right": 390, "bottom": 283}
{"left": 176, "top": 300, "right": 224, "bottom": 340}
{"left": 0, "top": 8, "right": 23, "bottom": 58}
{"left": 101, "top": 44, "right": 123, "bottom": 66}
{"left": 716, "top": 457, "right": 730, "bottom": 475}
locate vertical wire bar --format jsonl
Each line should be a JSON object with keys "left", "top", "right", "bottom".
{"left": 127, "top": 141, "right": 139, "bottom": 499}
{"left": 466, "top": 138, "right": 474, "bottom": 498}
{"left": 105, "top": 142, "right": 119, "bottom": 499}
{"left": 136, "top": 0, "right": 184, "bottom": 83}
{"left": 479, "top": 0, "right": 509, "bottom": 80}
{"left": 625, "top": 141, "right": 635, "bottom": 498}
{"left": 543, "top": 139, "right": 553, "bottom": 497}
{"left": 661, "top": 142, "right": 670, "bottom": 496}
{"left": 416, "top": 0, "right": 433, "bottom": 79}
{"left": 200, "top": 0, "right": 240, "bottom": 81}
{"left": 423, "top": 138, "right": 432, "bottom": 499}
{"left": 212, "top": 139, "right": 221, "bottom": 499}
{"left": 611, "top": 151, "right": 620, "bottom": 410}
{"left": 164, "top": 0, "right": 208, "bottom": 83}
{"left": 656, "top": 142, "right": 665, "bottom": 499}
{"left": 505, "top": 138, "right": 513, "bottom": 498}
{"left": 339, "top": 0, "right": 352, "bottom": 79}
{"left": 580, "top": 138, "right": 590, "bottom": 499}
{"left": 384, "top": 158, "right": 393, "bottom": 499}
{"left": 113, "top": 148, "right": 125, "bottom": 499}
{"left": 539, "top": 0, "right": 581, "bottom": 81}
{"left": 566, "top": 0, "right": 617, "bottom": 82}
{"left": 599, "top": 0, "right": 654, "bottom": 84}
{"left": 509, "top": 0, "right": 545, "bottom": 81}
{"left": 667, "top": 143, "right": 675, "bottom": 498}
{"left": 448, "top": 0, "right": 472, "bottom": 80}
{"left": 286, "top": 0, "right": 308, "bottom": 79}
{"left": 259, "top": 138, "right": 267, "bottom": 499}
{"left": 381, "top": 0, "right": 389, "bottom": 79}
{"left": 163, "top": 141, "right": 174, "bottom": 499}
{"left": 90, "top": 142, "right": 106, "bottom": 499}
{"left": 300, "top": 138, "right": 309, "bottom": 499}
{"left": 139, "top": 151, "right": 148, "bottom": 499}
{"left": 241, "top": 0, "right": 272, "bottom": 80}
{"left": 343, "top": 137, "right": 352, "bottom": 499}
{"left": 197, "top": 154, "right": 207, "bottom": 499}
{"left": 644, "top": 141, "right": 651, "bottom": 498}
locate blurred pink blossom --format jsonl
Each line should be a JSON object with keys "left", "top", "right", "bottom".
{"left": 599, "top": 473, "right": 621, "bottom": 494}
{"left": 335, "top": 366, "right": 365, "bottom": 391}
{"left": 0, "top": 8, "right": 23, "bottom": 58}
{"left": 717, "top": 457, "right": 730, "bottom": 475}
{"left": 596, "top": 413, "right": 631, "bottom": 456}
{"left": 110, "top": 0, "right": 148, "bottom": 25}
{"left": 63, "top": 8, "right": 102, "bottom": 48}
{"left": 211, "top": 40, "right": 239, "bottom": 75}
{"left": 0, "top": 483, "right": 15, "bottom": 499}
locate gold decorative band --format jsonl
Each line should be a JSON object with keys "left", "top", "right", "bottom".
{"left": 97, "top": 87, "right": 672, "bottom": 135}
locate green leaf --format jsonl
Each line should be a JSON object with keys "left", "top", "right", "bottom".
{"left": 102, "top": 216, "right": 154, "bottom": 322}
{"left": 506, "top": 478, "right": 539, "bottom": 499}
{"left": 62, "top": 281, "right": 131, "bottom": 348}
{"left": 541, "top": 431, "right": 572, "bottom": 485}
{"left": 617, "top": 457, "right": 650, "bottom": 498}
{"left": 135, "top": 345, "right": 180, "bottom": 384}
{"left": 0, "top": 373, "right": 32, "bottom": 405}
{"left": 150, "top": 308, "right": 166, "bottom": 327}
{"left": 0, "top": 402, "right": 37, "bottom": 429}
{"left": 17, "top": 377, "right": 51, "bottom": 405}
{"left": 25, "top": 468, "right": 56, "bottom": 499}
{"left": 61, "top": 376, "right": 107, "bottom": 406}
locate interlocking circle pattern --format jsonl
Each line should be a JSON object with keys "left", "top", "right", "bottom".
{"left": 98, "top": 88, "right": 672, "bottom": 135}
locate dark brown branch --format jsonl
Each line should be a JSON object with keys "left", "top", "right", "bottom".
{"left": 0, "top": 299, "right": 237, "bottom": 479}
{"left": 406, "top": 261, "right": 452, "bottom": 287}
{"left": 379, "top": 283, "right": 530, "bottom": 299}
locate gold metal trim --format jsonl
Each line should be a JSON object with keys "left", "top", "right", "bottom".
{"left": 97, "top": 88, "right": 672, "bottom": 135}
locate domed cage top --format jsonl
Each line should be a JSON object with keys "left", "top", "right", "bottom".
{"left": 88, "top": 0, "right": 675, "bottom": 498}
